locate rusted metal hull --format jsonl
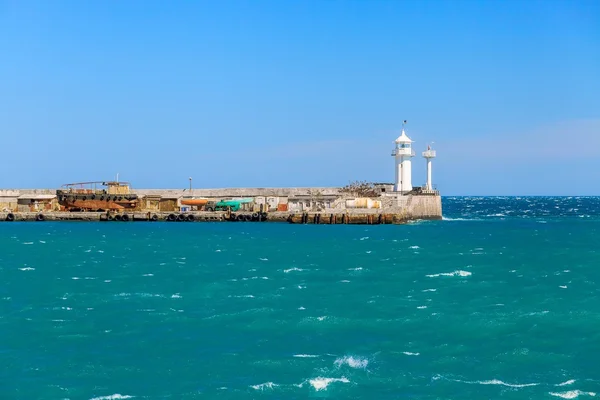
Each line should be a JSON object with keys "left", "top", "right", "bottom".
{"left": 61, "top": 199, "right": 137, "bottom": 211}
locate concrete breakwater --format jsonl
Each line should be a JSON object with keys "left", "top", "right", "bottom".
{"left": 0, "top": 186, "right": 442, "bottom": 224}
{"left": 0, "top": 209, "right": 430, "bottom": 224}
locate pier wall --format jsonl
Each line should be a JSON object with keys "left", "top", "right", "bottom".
{"left": 0, "top": 188, "right": 443, "bottom": 222}
{"left": 134, "top": 187, "right": 342, "bottom": 198}
{"left": 406, "top": 195, "right": 443, "bottom": 220}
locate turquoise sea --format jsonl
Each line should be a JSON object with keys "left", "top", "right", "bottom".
{"left": 2, "top": 197, "right": 600, "bottom": 399}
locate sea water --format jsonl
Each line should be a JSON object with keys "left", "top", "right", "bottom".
{"left": 1, "top": 197, "right": 600, "bottom": 399}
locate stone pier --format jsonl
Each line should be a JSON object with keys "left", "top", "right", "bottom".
{"left": 0, "top": 187, "right": 443, "bottom": 224}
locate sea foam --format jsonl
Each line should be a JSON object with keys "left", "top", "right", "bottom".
{"left": 557, "top": 380, "right": 576, "bottom": 386}
{"left": 334, "top": 355, "right": 368, "bottom": 369}
{"left": 284, "top": 267, "right": 304, "bottom": 273}
{"left": 426, "top": 270, "right": 472, "bottom": 278}
{"left": 451, "top": 378, "right": 538, "bottom": 388}
{"left": 549, "top": 391, "right": 596, "bottom": 399}
{"left": 250, "top": 382, "right": 278, "bottom": 390}
{"left": 309, "top": 377, "right": 350, "bottom": 391}
{"left": 89, "top": 395, "right": 134, "bottom": 400}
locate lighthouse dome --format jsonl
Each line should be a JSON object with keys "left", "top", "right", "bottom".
{"left": 395, "top": 129, "right": 413, "bottom": 144}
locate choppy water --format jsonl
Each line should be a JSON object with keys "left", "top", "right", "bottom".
{"left": 2, "top": 197, "right": 600, "bottom": 399}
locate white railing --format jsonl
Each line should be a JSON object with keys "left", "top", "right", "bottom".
{"left": 422, "top": 150, "right": 436, "bottom": 158}
{"left": 414, "top": 185, "right": 439, "bottom": 195}
{"left": 391, "top": 148, "right": 415, "bottom": 157}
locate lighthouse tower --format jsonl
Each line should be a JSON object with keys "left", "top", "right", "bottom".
{"left": 392, "top": 121, "right": 414, "bottom": 193}
{"left": 422, "top": 144, "right": 436, "bottom": 191}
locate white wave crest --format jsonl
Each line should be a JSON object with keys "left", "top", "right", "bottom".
{"left": 250, "top": 382, "right": 278, "bottom": 390}
{"left": 293, "top": 354, "right": 319, "bottom": 358}
{"left": 284, "top": 267, "right": 304, "bottom": 273}
{"left": 409, "top": 245, "right": 420, "bottom": 249}
{"left": 550, "top": 390, "right": 596, "bottom": 399}
{"left": 309, "top": 377, "right": 350, "bottom": 391}
{"left": 426, "top": 270, "right": 472, "bottom": 278}
{"left": 557, "top": 380, "right": 576, "bottom": 386}
{"left": 422, "top": 288, "right": 437, "bottom": 292}
{"left": 334, "top": 355, "right": 368, "bottom": 369}
{"left": 89, "top": 395, "right": 134, "bottom": 400}
{"left": 402, "top": 351, "right": 420, "bottom": 356}
{"left": 477, "top": 379, "right": 538, "bottom": 388}
{"left": 452, "top": 379, "right": 538, "bottom": 388}
{"left": 441, "top": 376, "right": 538, "bottom": 388}
{"left": 442, "top": 217, "right": 479, "bottom": 221}
{"left": 19, "top": 267, "right": 35, "bottom": 271}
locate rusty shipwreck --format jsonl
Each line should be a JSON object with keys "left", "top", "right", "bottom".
{"left": 56, "top": 181, "right": 138, "bottom": 211}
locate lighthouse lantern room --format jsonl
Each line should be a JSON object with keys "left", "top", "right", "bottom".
{"left": 392, "top": 121, "right": 415, "bottom": 193}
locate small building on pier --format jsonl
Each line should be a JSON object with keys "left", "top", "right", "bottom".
{"left": 17, "top": 194, "right": 58, "bottom": 212}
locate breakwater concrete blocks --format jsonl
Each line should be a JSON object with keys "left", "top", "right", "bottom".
{"left": 285, "top": 211, "right": 398, "bottom": 225}
{"left": 407, "top": 195, "right": 443, "bottom": 220}
{"left": 0, "top": 189, "right": 443, "bottom": 224}
{"left": 0, "top": 203, "right": 441, "bottom": 224}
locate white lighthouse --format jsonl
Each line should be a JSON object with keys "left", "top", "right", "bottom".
{"left": 422, "top": 144, "right": 436, "bottom": 191}
{"left": 392, "top": 121, "right": 414, "bottom": 193}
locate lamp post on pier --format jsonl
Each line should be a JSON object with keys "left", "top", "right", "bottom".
{"left": 189, "top": 177, "right": 192, "bottom": 195}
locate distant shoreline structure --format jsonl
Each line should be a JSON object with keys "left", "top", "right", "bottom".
{"left": 0, "top": 185, "right": 441, "bottom": 224}
{"left": 0, "top": 124, "right": 442, "bottom": 224}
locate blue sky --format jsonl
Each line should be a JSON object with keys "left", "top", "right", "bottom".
{"left": 1, "top": 0, "right": 598, "bottom": 195}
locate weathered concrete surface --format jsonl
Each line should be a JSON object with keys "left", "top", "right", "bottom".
{"left": 285, "top": 212, "right": 398, "bottom": 224}
{"left": 0, "top": 210, "right": 416, "bottom": 224}
{"left": 0, "top": 189, "right": 443, "bottom": 222}
{"left": 134, "top": 187, "right": 342, "bottom": 198}
{"left": 0, "top": 211, "right": 228, "bottom": 222}
{"left": 407, "top": 195, "right": 443, "bottom": 220}
{"left": 0, "top": 189, "right": 56, "bottom": 195}
{"left": 0, "top": 212, "right": 104, "bottom": 221}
